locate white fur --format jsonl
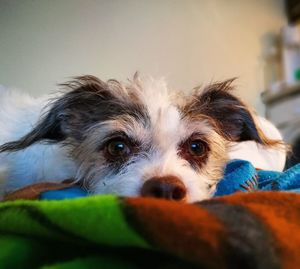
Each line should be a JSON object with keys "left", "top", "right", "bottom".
{"left": 87, "top": 79, "right": 224, "bottom": 202}
{"left": 0, "top": 79, "right": 285, "bottom": 202}
{"left": 0, "top": 87, "right": 76, "bottom": 195}
{"left": 90, "top": 120, "right": 215, "bottom": 202}
{"left": 0, "top": 80, "right": 218, "bottom": 202}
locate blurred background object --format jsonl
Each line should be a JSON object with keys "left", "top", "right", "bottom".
{"left": 286, "top": 0, "right": 300, "bottom": 23}
{"left": 262, "top": 0, "right": 300, "bottom": 168}
{"left": 261, "top": 32, "right": 283, "bottom": 94}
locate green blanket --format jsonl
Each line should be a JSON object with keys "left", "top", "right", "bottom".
{"left": 1, "top": 192, "right": 300, "bottom": 269}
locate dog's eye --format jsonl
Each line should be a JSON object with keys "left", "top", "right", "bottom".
{"left": 106, "top": 139, "right": 131, "bottom": 157}
{"left": 188, "top": 140, "right": 205, "bottom": 156}
{"left": 178, "top": 136, "right": 209, "bottom": 169}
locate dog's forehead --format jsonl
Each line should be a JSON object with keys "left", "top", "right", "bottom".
{"left": 83, "top": 77, "right": 211, "bottom": 144}
{"left": 127, "top": 79, "right": 183, "bottom": 137}
{"left": 121, "top": 78, "right": 211, "bottom": 145}
{"left": 138, "top": 80, "right": 180, "bottom": 129}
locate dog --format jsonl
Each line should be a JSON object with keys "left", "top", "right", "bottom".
{"left": 0, "top": 75, "right": 283, "bottom": 202}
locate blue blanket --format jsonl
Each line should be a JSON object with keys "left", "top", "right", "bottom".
{"left": 40, "top": 159, "right": 300, "bottom": 200}
{"left": 214, "top": 159, "right": 300, "bottom": 196}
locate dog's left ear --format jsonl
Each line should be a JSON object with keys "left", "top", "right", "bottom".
{"left": 0, "top": 75, "right": 115, "bottom": 152}
{"left": 185, "top": 79, "right": 280, "bottom": 146}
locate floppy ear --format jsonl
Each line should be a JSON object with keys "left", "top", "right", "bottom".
{"left": 188, "top": 79, "right": 281, "bottom": 146}
{"left": 0, "top": 75, "right": 112, "bottom": 152}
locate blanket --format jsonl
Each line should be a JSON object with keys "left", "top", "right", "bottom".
{"left": 2, "top": 192, "right": 300, "bottom": 269}
{"left": 1, "top": 160, "right": 300, "bottom": 268}
{"left": 4, "top": 159, "right": 300, "bottom": 201}
{"left": 214, "top": 159, "right": 300, "bottom": 196}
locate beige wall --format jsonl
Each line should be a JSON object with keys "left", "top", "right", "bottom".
{"left": 0, "top": 0, "right": 286, "bottom": 114}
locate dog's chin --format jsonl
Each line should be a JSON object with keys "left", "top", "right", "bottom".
{"left": 185, "top": 190, "right": 213, "bottom": 203}
{"left": 90, "top": 180, "right": 213, "bottom": 203}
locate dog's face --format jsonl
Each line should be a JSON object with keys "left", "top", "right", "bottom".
{"left": 0, "top": 75, "right": 277, "bottom": 202}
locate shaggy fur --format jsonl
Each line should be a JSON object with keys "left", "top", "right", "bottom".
{"left": 0, "top": 75, "right": 281, "bottom": 202}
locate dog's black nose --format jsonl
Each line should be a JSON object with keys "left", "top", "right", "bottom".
{"left": 141, "top": 176, "right": 187, "bottom": 201}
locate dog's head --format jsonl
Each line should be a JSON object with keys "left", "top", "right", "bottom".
{"left": 0, "top": 75, "right": 282, "bottom": 202}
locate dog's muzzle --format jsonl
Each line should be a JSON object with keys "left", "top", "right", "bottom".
{"left": 141, "top": 175, "right": 187, "bottom": 201}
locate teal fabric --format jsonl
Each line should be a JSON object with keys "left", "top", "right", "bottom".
{"left": 40, "top": 160, "right": 300, "bottom": 200}
{"left": 215, "top": 160, "right": 300, "bottom": 196}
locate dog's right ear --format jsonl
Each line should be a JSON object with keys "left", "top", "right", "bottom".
{"left": 183, "top": 79, "right": 284, "bottom": 148}
{"left": 0, "top": 75, "right": 113, "bottom": 152}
